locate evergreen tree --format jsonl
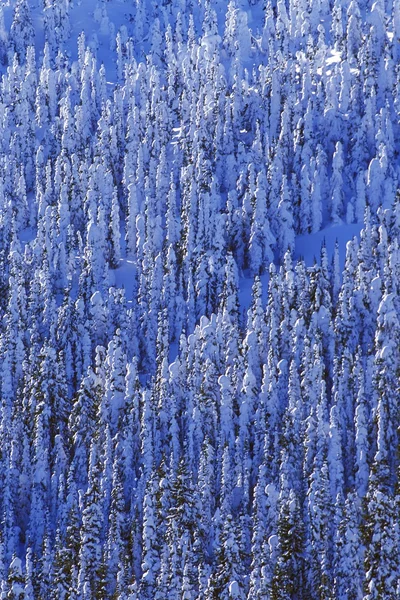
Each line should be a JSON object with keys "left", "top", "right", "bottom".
{"left": 10, "top": 0, "right": 35, "bottom": 62}
{"left": 206, "top": 514, "right": 246, "bottom": 600}
{"left": 7, "top": 555, "right": 25, "bottom": 600}
{"left": 77, "top": 438, "right": 105, "bottom": 598}
{"left": 140, "top": 473, "right": 160, "bottom": 599}
{"left": 334, "top": 492, "right": 364, "bottom": 600}
{"left": 270, "top": 489, "right": 306, "bottom": 600}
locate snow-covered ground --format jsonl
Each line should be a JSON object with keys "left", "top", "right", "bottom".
{"left": 295, "top": 223, "right": 362, "bottom": 270}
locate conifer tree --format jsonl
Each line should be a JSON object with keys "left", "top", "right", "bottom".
{"left": 333, "top": 492, "right": 363, "bottom": 600}
{"left": 206, "top": 514, "right": 246, "bottom": 600}
{"left": 7, "top": 555, "right": 25, "bottom": 600}
{"left": 140, "top": 474, "right": 160, "bottom": 599}
{"left": 10, "top": 0, "right": 35, "bottom": 62}
{"left": 77, "top": 438, "right": 105, "bottom": 598}
{"left": 270, "top": 489, "right": 306, "bottom": 600}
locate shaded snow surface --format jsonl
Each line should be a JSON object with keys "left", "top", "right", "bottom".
{"left": 295, "top": 223, "right": 362, "bottom": 270}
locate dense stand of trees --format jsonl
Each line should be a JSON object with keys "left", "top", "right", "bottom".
{"left": 0, "top": 0, "right": 399, "bottom": 598}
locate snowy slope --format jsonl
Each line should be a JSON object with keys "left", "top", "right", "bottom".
{"left": 295, "top": 223, "right": 362, "bottom": 270}
{"left": 0, "top": 1, "right": 400, "bottom": 599}
{"left": 6, "top": 0, "right": 365, "bottom": 328}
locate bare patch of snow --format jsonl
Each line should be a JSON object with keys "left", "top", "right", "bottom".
{"left": 295, "top": 223, "right": 362, "bottom": 269}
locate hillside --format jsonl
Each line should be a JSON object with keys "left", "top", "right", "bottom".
{"left": 0, "top": 1, "right": 399, "bottom": 598}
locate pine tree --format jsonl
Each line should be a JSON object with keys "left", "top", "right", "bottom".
{"left": 105, "top": 457, "right": 127, "bottom": 597}
{"left": 140, "top": 474, "right": 160, "bottom": 599}
{"left": 10, "top": 0, "right": 35, "bottom": 62}
{"left": 277, "top": 176, "right": 295, "bottom": 254}
{"left": 77, "top": 438, "right": 105, "bottom": 598}
{"left": 109, "top": 188, "right": 121, "bottom": 269}
{"left": 363, "top": 487, "right": 399, "bottom": 600}
{"left": 331, "top": 142, "right": 345, "bottom": 224}
{"left": 69, "top": 364, "right": 100, "bottom": 487}
{"left": 7, "top": 555, "right": 25, "bottom": 600}
{"left": 305, "top": 376, "right": 334, "bottom": 599}
{"left": 249, "top": 168, "right": 275, "bottom": 274}
{"left": 333, "top": 492, "right": 364, "bottom": 600}
{"left": 207, "top": 514, "right": 246, "bottom": 600}
{"left": 362, "top": 291, "right": 400, "bottom": 598}
{"left": 270, "top": 489, "right": 306, "bottom": 600}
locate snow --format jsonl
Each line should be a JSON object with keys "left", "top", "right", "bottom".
{"left": 10, "top": 555, "right": 22, "bottom": 573}
{"left": 168, "top": 360, "right": 180, "bottom": 380}
{"left": 232, "top": 486, "right": 244, "bottom": 511}
{"left": 295, "top": 223, "right": 362, "bottom": 270}
{"left": 229, "top": 581, "right": 240, "bottom": 598}
{"left": 201, "top": 33, "right": 222, "bottom": 49}
{"left": 218, "top": 374, "right": 231, "bottom": 390}
{"left": 19, "top": 226, "right": 37, "bottom": 245}
{"left": 326, "top": 49, "right": 342, "bottom": 66}
{"left": 235, "top": 222, "right": 363, "bottom": 322}
{"left": 238, "top": 271, "right": 269, "bottom": 321}
{"left": 377, "top": 343, "right": 395, "bottom": 360}
{"left": 0, "top": 0, "right": 399, "bottom": 595}
{"left": 67, "top": 1, "right": 135, "bottom": 78}
{"left": 108, "top": 220, "right": 361, "bottom": 336}
{"left": 268, "top": 534, "right": 278, "bottom": 551}
{"left": 3, "top": 0, "right": 135, "bottom": 81}
{"left": 109, "top": 258, "right": 137, "bottom": 303}
{"left": 234, "top": 223, "right": 363, "bottom": 323}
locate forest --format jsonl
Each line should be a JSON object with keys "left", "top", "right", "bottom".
{"left": 0, "top": 0, "right": 399, "bottom": 598}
